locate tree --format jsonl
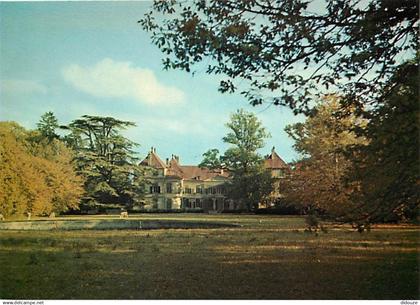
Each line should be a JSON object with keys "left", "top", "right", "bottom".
{"left": 222, "top": 109, "right": 271, "bottom": 174}
{"left": 141, "top": 0, "right": 418, "bottom": 225}
{"left": 348, "top": 59, "right": 419, "bottom": 225}
{"left": 228, "top": 169, "right": 275, "bottom": 211}
{"left": 198, "top": 148, "right": 222, "bottom": 169}
{"left": 202, "top": 109, "right": 274, "bottom": 211}
{"left": 36, "top": 111, "right": 59, "bottom": 142}
{"left": 140, "top": 0, "right": 417, "bottom": 113}
{"left": 63, "top": 115, "right": 145, "bottom": 209}
{"left": 282, "top": 96, "right": 366, "bottom": 219}
{"left": 0, "top": 122, "right": 84, "bottom": 218}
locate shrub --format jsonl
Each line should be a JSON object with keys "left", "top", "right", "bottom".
{"left": 304, "top": 214, "right": 319, "bottom": 233}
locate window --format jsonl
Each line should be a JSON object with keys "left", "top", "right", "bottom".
{"left": 216, "top": 186, "right": 226, "bottom": 194}
{"left": 184, "top": 187, "right": 192, "bottom": 194}
{"left": 182, "top": 198, "right": 191, "bottom": 208}
{"left": 196, "top": 186, "right": 202, "bottom": 194}
{"left": 150, "top": 185, "right": 161, "bottom": 193}
{"left": 166, "top": 198, "right": 172, "bottom": 210}
{"left": 195, "top": 198, "right": 202, "bottom": 208}
{"left": 166, "top": 183, "right": 172, "bottom": 194}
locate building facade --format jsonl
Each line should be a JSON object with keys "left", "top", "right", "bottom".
{"left": 139, "top": 147, "right": 289, "bottom": 212}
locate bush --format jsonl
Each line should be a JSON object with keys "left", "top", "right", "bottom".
{"left": 304, "top": 214, "right": 327, "bottom": 233}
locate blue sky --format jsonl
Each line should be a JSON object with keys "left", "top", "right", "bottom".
{"left": 0, "top": 1, "right": 304, "bottom": 164}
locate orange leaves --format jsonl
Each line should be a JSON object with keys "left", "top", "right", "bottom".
{"left": 0, "top": 122, "right": 84, "bottom": 218}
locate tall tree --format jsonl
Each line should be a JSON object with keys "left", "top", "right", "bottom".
{"left": 142, "top": 0, "right": 418, "bottom": 225}
{"left": 64, "top": 115, "right": 145, "bottom": 209}
{"left": 36, "top": 111, "right": 59, "bottom": 142}
{"left": 217, "top": 109, "right": 273, "bottom": 210}
{"left": 140, "top": 0, "right": 418, "bottom": 113}
{"left": 348, "top": 59, "right": 419, "bottom": 225}
{"left": 222, "top": 109, "right": 271, "bottom": 174}
{"left": 0, "top": 122, "right": 84, "bottom": 218}
{"left": 283, "top": 96, "right": 366, "bottom": 219}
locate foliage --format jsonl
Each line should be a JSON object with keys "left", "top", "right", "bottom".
{"left": 282, "top": 96, "right": 367, "bottom": 219}
{"left": 36, "top": 111, "right": 59, "bottom": 142}
{"left": 141, "top": 0, "right": 418, "bottom": 223}
{"left": 0, "top": 122, "right": 84, "bottom": 218}
{"left": 198, "top": 148, "right": 221, "bottom": 169}
{"left": 63, "top": 115, "right": 145, "bottom": 208}
{"left": 140, "top": 0, "right": 418, "bottom": 113}
{"left": 227, "top": 168, "right": 274, "bottom": 211}
{"left": 348, "top": 59, "right": 419, "bottom": 224}
{"left": 222, "top": 109, "right": 271, "bottom": 174}
{"left": 199, "top": 109, "right": 274, "bottom": 210}
{"left": 304, "top": 214, "right": 319, "bottom": 233}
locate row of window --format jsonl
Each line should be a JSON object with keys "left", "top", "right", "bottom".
{"left": 149, "top": 184, "right": 226, "bottom": 194}
{"left": 181, "top": 198, "right": 202, "bottom": 209}
{"left": 181, "top": 198, "right": 227, "bottom": 209}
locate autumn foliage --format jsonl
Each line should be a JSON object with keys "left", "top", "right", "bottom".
{"left": 282, "top": 96, "right": 367, "bottom": 219}
{"left": 0, "top": 122, "right": 84, "bottom": 218}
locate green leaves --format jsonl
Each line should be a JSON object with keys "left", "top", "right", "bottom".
{"left": 36, "top": 112, "right": 59, "bottom": 142}
{"left": 65, "top": 115, "right": 145, "bottom": 208}
{"left": 349, "top": 59, "right": 419, "bottom": 223}
{"left": 140, "top": 0, "right": 417, "bottom": 113}
{"left": 223, "top": 109, "right": 270, "bottom": 153}
{"left": 198, "top": 149, "right": 222, "bottom": 169}
{"left": 218, "top": 80, "right": 236, "bottom": 93}
{"left": 198, "top": 109, "right": 273, "bottom": 210}
{"left": 227, "top": 169, "right": 274, "bottom": 211}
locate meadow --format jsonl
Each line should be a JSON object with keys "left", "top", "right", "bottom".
{"left": 0, "top": 214, "right": 418, "bottom": 299}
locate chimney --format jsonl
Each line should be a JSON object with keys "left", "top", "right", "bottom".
{"left": 166, "top": 158, "right": 169, "bottom": 165}
{"left": 272, "top": 146, "right": 275, "bottom": 153}
{"left": 175, "top": 155, "right": 179, "bottom": 163}
{"left": 150, "top": 146, "right": 153, "bottom": 153}
{"left": 154, "top": 147, "right": 156, "bottom": 153}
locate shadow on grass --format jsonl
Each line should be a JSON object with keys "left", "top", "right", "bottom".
{"left": 0, "top": 236, "right": 418, "bottom": 300}
{"left": 0, "top": 216, "right": 418, "bottom": 299}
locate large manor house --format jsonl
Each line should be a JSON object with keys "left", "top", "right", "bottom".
{"left": 139, "top": 147, "right": 289, "bottom": 212}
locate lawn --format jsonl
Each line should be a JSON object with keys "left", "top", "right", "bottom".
{"left": 0, "top": 214, "right": 418, "bottom": 299}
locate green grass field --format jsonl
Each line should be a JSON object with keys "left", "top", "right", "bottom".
{"left": 0, "top": 214, "right": 418, "bottom": 299}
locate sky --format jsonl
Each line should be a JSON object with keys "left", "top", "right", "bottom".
{"left": 0, "top": 1, "right": 305, "bottom": 165}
